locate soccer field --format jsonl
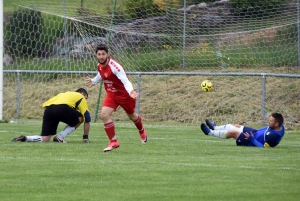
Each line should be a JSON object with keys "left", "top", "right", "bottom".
{"left": 0, "top": 122, "right": 300, "bottom": 201}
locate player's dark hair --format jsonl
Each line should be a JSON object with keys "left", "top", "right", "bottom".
{"left": 271, "top": 112, "right": 284, "bottom": 126}
{"left": 96, "top": 44, "right": 108, "bottom": 54}
{"left": 76, "top": 88, "right": 88, "bottom": 98}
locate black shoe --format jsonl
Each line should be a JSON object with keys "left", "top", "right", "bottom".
{"left": 205, "top": 119, "right": 216, "bottom": 130}
{"left": 53, "top": 136, "right": 67, "bottom": 143}
{"left": 200, "top": 123, "right": 211, "bottom": 135}
{"left": 12, "top": 135, "right": 27, "bottom": 142}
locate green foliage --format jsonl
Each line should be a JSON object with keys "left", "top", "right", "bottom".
{"left": 276, "top": 24, "right": 297, "bottom": 42}
{"left": 124, "top": 0, "right": 160, "bottom": 19}
{"left": 105, "top": 1, "right": 127, "bottom": 23}
{"left": 230, "top": 0, "right": 288, "bottom": 16}
{"left": 180, "top": 0, "right": 216, "bottom": 4}
{"left": 5, "top": 8, "right": 43, "bottom": 58}
{"left": 113, "top": 35, "right": 297, "bottom": 71}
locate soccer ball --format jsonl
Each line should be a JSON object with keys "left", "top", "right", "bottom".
{"left": 201, "top": 80, "right": 213, "bottom": 92}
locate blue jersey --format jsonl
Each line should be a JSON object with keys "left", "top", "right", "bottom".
{"left": 249, "top": 125, "right": 285, "bottom": 147}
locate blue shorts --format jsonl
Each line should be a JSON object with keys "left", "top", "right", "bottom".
{"left": 236, "top": 126, "right": 257, "bottom": 146}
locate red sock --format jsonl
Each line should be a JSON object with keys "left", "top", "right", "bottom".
{"left": 104, "top": 122, "right": 116, "bottom": 141}
{"left": 133, "top": 115, "right": 144, "bottom": 134}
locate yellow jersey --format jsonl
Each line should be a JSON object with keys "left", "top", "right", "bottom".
{"left": 43, "top": 91, "right": 89, "bottom": 122}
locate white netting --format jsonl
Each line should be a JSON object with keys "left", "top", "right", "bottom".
{"left": 3, "top": 0, "right": 300, "bottom": 128}
{"left": 5, "top": 0, "right": 300, "bottom": 71}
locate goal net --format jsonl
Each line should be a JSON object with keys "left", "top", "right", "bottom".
{"left": 3, "top": 0, "right": 300, "bottom": 128}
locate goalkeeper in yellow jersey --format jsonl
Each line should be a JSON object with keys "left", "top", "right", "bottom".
{"left": 12, "top": 88, "right": 91, "bottom": 143}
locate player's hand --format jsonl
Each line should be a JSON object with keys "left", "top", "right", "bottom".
{"left": 130, "top": 89, "right": 139, "bottom": 99}
{"left": 86, "top": 76, "right": 93, "bottom": 88}
{"left": 244, "top": 132, "right": 253, "bottom": 140}
{"left": 82, "top": 135, "right": 90, "bottom": 143}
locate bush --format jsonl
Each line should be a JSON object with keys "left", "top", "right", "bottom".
{"left": 125, "top": 0, "right": 160, "bottom": 19}
{"left": 230, "top": 0, "right": 288, "bottom": 16}
{"left": 5, "top": 8, "right": 43, "bottom": 58}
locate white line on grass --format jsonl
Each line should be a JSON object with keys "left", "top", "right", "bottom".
{"left": 290, "top": 144, "right": 300, "bottom": 147}
{"left": 95, "top": 159, "right": 300, "bottom": 172}
{"left": 158, "top": 161, "right": 300, "bottom": 171}
{"left": 1, "top": 156, "right": 299, "bottom": 171}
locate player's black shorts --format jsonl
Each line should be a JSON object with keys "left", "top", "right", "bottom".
{"left": 41, "top": 105, "right": 82, "bottom": 136}
{"left": 236, "top": 126, "right": 258, "bottom": 146}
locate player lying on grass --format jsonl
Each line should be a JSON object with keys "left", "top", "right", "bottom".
{"left": 200, "top": 112, "right": 285, "bottom": 148}
{"left": 12, "top": 88, "right": 91, "bottom": 143}
{"left": 86, "top": 44, "right": 147, "bottom": 152}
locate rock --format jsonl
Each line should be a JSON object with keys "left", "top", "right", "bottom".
{"left": 3, "top": 54, "right": 13, "bottom": 66}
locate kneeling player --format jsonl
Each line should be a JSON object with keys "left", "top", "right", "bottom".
{"left": 12, "top": 88, "right": 91, "bottom": 143}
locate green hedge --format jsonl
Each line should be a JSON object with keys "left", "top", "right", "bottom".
{"left": 125, "top": 0, "right": 160, "bottom": 18}
{"left": 5, "top": 8, "right": 43, "bottom": 58}
{"left": 230, "top": 0, "right": 288, "bottom": 15}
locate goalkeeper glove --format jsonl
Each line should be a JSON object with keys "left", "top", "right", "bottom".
{"left": 82, "top": 135, "right": 90, "bottom": 143}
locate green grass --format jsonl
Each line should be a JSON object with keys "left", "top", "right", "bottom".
{"left": 1, "top": 121, "right": 300, "bottom": 201}
{"left": 4, "top": 0, "right": 108, "bottom": 13}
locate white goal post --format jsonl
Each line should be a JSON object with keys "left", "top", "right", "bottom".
{"left": 0, "top": 0, "right": 3, "bottom": 120}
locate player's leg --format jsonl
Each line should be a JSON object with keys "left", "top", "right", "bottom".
{"left": 101, "top": 96, "right": 120, "bottom": 152}
{"left": 101, "top": 106, "right": 119, "bottom": 151}
{"left": 205, "top": 119, "right": 216, "bottom": 130}
{"left": 235, "top": 133, "right": 253, "bottom": 146}
{"left": 127, "top": 112, "right": 147, "bottom": 144}
{"left": 12, "top": 135, "right": 47, "bottom": 142}
{"left": 242, "top": 126, "right": 257, "bottom": 134}
{"left": 12, "top": 106, "right": 56, "bottom": 142}
{"left": 235, "top": 127, "right": 257, "bottom": 146}
{"left": 40, "top": 106, "right": 60, "bottom": 142}
{"left": 215, "top": 124, "right": 244, "bottom": 133}
{"left": 54, "top": 124, "right": 75, "bottom": 142}
{"left": 206, "top": 119, "right": 243, "bottom": 132}
{"left": 201, "top": 123, "right": 241, "bottom": 139}
{"left": 54, "top": 106, "right": 84, "bottom": 142}
{"left": 121, "top": 98, "right": 147, "bottom": 144}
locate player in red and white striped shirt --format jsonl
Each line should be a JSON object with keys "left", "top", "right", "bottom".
{"left": 86, "top": 44, "right": 147, "bottom": 152}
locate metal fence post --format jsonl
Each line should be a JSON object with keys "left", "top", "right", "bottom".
{"left": 63, "top": 0, "right": 69, "bottom": 70}
{"left": 297, "top": 0, "right": 300, "bottom": 66}
{"left": 261, "top": 73, "right": 266, "bottom": 126}
{"left": 182, "top": 0, "right": 186, "bottom": 69}
{"left": 17, "top": 72, "right": 21, "bottom": 119}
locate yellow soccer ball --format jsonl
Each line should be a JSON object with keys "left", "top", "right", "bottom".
{"left": 201, "top": 80, "right": 213, "bottom": 92}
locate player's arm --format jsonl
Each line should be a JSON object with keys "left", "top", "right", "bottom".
{"left": 82, "top": 121, "right": 90, "bottom": 143}
{"left": 244, "top": 132, "right": 264, "bottom": 148}
{"left": 82, "top": 110, "right": 91, "bottom": 143}
{"left": 246, "top": 131, "right": 282, "bottom": 148}
{"left": 77, "top": 99, "right": 91, "bottom": 143}
{"left": 86, "top": 72, "right": 102, "bottom": 87}
{"left": 247, "top": 135, "right": 264, "bottom": 147}
{"left": 113, "top": 66, "right": 138, "bottom": 98}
